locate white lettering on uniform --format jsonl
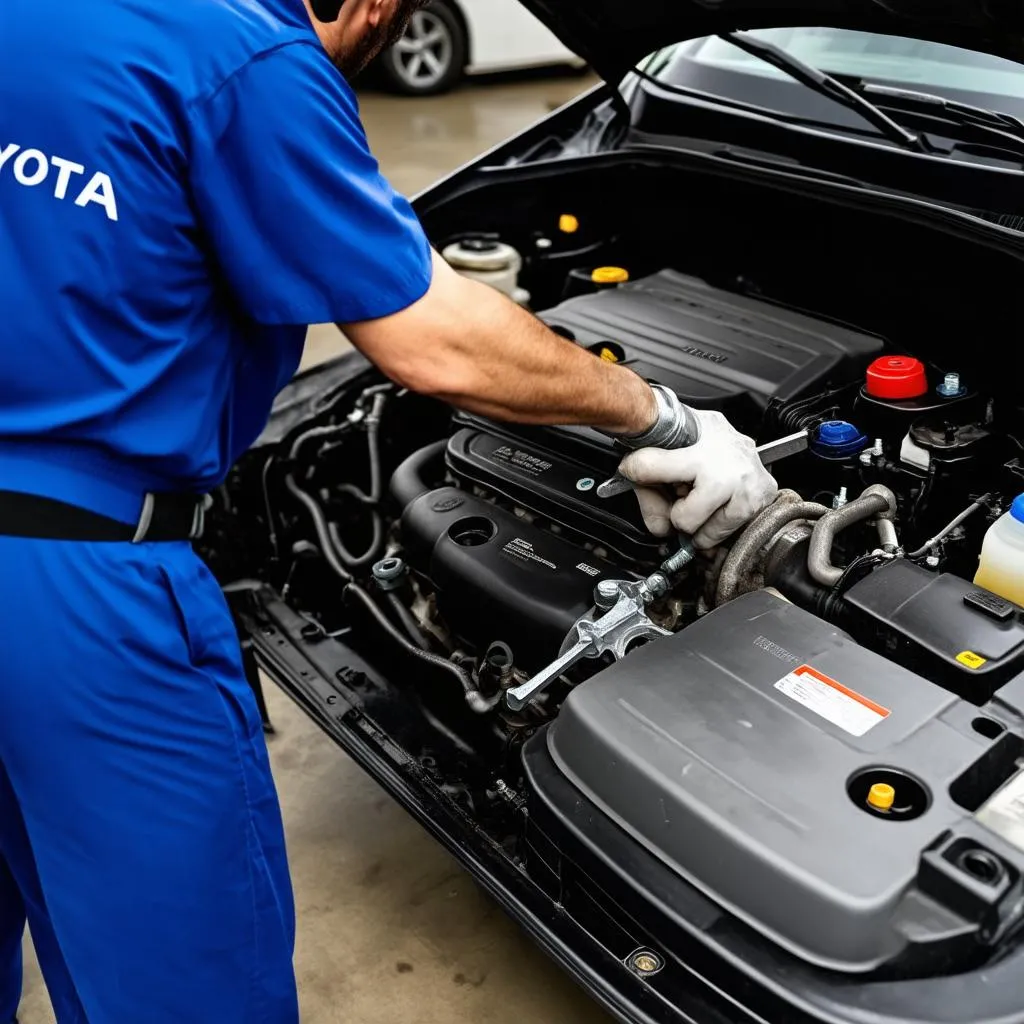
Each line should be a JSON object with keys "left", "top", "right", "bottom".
{"left": 51, "top": 156, "right": 85, "bottom": 200}
{"left": 14, "top": 150, "right": 48, "bottom": 186}
{"left": 74, "top": 172, "right": 118, "bottom": 222}
{"left": 0, "top": 141, "right": 118, "bottom": 222}
{"left": 0, "top": 144, "right": 21, "bottom": 172}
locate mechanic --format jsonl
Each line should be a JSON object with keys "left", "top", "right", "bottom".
{"left": 0, "top": 0, "right": 776, "bottom": 1020}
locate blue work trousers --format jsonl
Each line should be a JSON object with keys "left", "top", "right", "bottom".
{"left": 0, "top": 537, "right": 299, "bottom": 1023}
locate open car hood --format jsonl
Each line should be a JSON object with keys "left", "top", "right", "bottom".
{"left": 516, "top": 0, "right": 1024, "bottom": 83}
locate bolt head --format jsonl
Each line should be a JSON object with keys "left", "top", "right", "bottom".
{"left": 937, "top": 372, "right": 964, "bottom": 397}
{"left": 631, "top": 952, "right": 663, "bottom": 974}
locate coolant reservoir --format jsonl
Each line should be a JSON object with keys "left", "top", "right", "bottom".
{"left": 974, "top": 494, "right": 1024, "bottom": 605}
{"left": 441, "top": 238, "right": 530, "bottom": 306}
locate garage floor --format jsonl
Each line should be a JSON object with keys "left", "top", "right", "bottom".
{"left": 18, "top": 71, "right": 614, "bottom": 1023}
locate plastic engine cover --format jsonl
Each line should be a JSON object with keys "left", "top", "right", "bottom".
{"left": 539, "top": 269, "right": 883, "bottom": 434}
{"left": 546, "top": 590, "right": 1005, "bottom": 971}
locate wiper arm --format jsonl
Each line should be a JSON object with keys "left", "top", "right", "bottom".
{"left": 859, "top": 83, "right": 1024, "bottom": 152}
{"left": 718, "top": 32, "right": 924, "bottom": 152}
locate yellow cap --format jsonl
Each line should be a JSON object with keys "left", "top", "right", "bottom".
{"left": 592, "top": 266, "right": 630, "bottom": 285}
{"left": 598, "top": 346, "right": 620, "bottom": 362}
{"left": 558, "top": 213, "right": 580, "bottom": 234}
{"left": 867, "top": 783, "right": 895, "bottom": 812}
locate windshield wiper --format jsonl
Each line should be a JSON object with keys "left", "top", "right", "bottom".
{"left": 857, "top": 83, "right": 1024, "bottom": 156}
{"left": 718, "top": 32, "right": 925, "bottom": 153}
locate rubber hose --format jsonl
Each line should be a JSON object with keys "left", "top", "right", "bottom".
{"left": 345, "top": 582, "right": 497, "bottom": 713}
{"left": 807, "top": 484, "right": 897, "bottom": 587}
{"left": 716, "top": 491, "right": 829, "bottom": 606}
{"left": 336, "top": 392, "right": 387, "bottom": 506}
{"left": 389, "top": 439, "right": 448, "bottom": 509}
{"left": 327, "top": 517, "right": 383, "bottom": 570}
{"left": 386, "top": 592, "right": 430, "bottom": 651}
{"left": 285, "top": 475, "right": 354, "bottom": 583}
{"left": 288, "top": 421, "right": 353, "bottom": 462}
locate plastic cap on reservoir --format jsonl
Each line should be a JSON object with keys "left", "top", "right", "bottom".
{"left": 867, "top": 783, "right": 895, "bottom": 812}
{"left": 1012, "top": 494, "right": 1024, "bottom": 524}
{"left": 866, "top": 356, "right": 927, "bottom": 400}
{"left": 812, "top": 420, "right": 868, "bottom": 459}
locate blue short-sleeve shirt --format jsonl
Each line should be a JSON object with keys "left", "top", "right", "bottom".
{"left": 0, "top": 0, "right": 433, "bottom": 522}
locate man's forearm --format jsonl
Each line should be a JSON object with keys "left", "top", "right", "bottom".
{"left": 342, "top": 251, "right": 656, "bottom": 434}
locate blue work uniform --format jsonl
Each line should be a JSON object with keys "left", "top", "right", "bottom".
{"left": 0, "top": 0, "right": 432, "bottom": 1019}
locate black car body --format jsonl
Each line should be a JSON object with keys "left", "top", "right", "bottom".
{"left": 205, "top": 4, "right": 1024, "bottom": 1021}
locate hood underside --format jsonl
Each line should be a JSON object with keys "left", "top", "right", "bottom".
{"left": 517, "top": 0, "right": 1024, "bottom": 84}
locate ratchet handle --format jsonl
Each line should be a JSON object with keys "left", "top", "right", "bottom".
{"left": 597, "top": 428, "right": 809, "bottom": 499}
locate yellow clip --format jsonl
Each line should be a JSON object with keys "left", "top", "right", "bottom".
{"left": 592, "top": 266, "right": 630, "bottom": 284}
{"left": 957, "top": 650, "right": 987, "bottom": 670}
{"left": 599, "top": 346, "right": 620, "bottom": 362}
{"left": 558, "top": 213, "right": 580, "bottom": 234}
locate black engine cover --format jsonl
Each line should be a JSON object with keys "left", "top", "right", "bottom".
{"left": 446, "top": 269, "right": 882, "bottom": 562}
{"left": 400, "top": 487, "right": 629, "bottom": 672}
{"left": 540, "top": 268, "right": 883, "bottom": 434}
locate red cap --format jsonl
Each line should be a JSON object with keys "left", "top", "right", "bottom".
{"left": 865, "top": 356, "right": 927, "bottom": 400}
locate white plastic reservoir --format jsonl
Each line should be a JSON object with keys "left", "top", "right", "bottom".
{"left": 975, "top": 494, "right": 1024, "bottom": 605}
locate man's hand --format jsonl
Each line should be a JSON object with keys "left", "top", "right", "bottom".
{"left": 617, "top": 410, "right": 778, "bottom": 550}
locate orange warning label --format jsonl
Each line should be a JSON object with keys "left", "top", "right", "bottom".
{"left": 774, "top": 664, "right": 890, "bottom": 737}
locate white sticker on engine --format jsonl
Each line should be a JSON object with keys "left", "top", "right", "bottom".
{"left": 774, "top": 664, "right": 890, "bottom": 737}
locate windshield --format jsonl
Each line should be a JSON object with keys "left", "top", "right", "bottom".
{"left": 679, "top": 29, "right": 1024, "bottom": 103}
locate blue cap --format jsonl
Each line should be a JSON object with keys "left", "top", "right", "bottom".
{"left": 812, "top": 420, "right": 868, "bottom": 459}
{"left": 1011, "top": 494, "right": 1024, "bottom": 524}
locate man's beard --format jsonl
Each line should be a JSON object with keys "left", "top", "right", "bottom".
{"left": 335, "top": 2, "right": 422, "bottom": 79}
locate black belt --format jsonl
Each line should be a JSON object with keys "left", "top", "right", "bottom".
{"left": 0, "top": 490, "right": 212, "bottom": 542}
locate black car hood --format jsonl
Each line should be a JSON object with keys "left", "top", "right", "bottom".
{"left": 517, "top": 0, "right": 1024, "bottom": 83}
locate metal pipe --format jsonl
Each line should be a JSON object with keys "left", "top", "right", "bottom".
{"left": 716, "top": 491, "right": 829, "bottom": 606}
{"left": 807, "top": 484, "right": 897, "bottom": 587}
{"left": 907, "top": 496, "right": 989, "bottom": 559}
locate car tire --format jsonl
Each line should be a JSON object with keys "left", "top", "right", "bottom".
{"left": 378, "top": 2, "right": 466, "bottom": 96}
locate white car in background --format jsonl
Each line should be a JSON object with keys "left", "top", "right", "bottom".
{"left": 377, "top": 0, "right": 585, "bottom": 95}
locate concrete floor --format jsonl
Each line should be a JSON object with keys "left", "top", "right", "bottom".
{"left": 19, "top": 70, "right": 611, "bottom": 1023}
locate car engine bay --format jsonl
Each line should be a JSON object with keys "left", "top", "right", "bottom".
{"left": 208, "top": 165, "right": 1024, "bottom": 1011}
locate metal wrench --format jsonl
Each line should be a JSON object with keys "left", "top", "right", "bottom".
{"left": 595, "top": 428, "right": 810, "bottom": 499}
{"left": 506, "top": 430, "right": 811, "bottom": 712}
{"left": 505, "top": 580, "right": 671, "bottom": 712}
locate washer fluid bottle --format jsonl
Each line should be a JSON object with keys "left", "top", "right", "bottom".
{"left": 974, "top": 494, "right": 1024, "bottom": 605}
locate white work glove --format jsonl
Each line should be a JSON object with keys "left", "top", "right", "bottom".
{"left": 617, "top": 410, "right": 778, "bottom": 550}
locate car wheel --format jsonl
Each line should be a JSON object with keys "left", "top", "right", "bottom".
{"left": 378, "top": 3, "right": 466, "bottom": 96}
